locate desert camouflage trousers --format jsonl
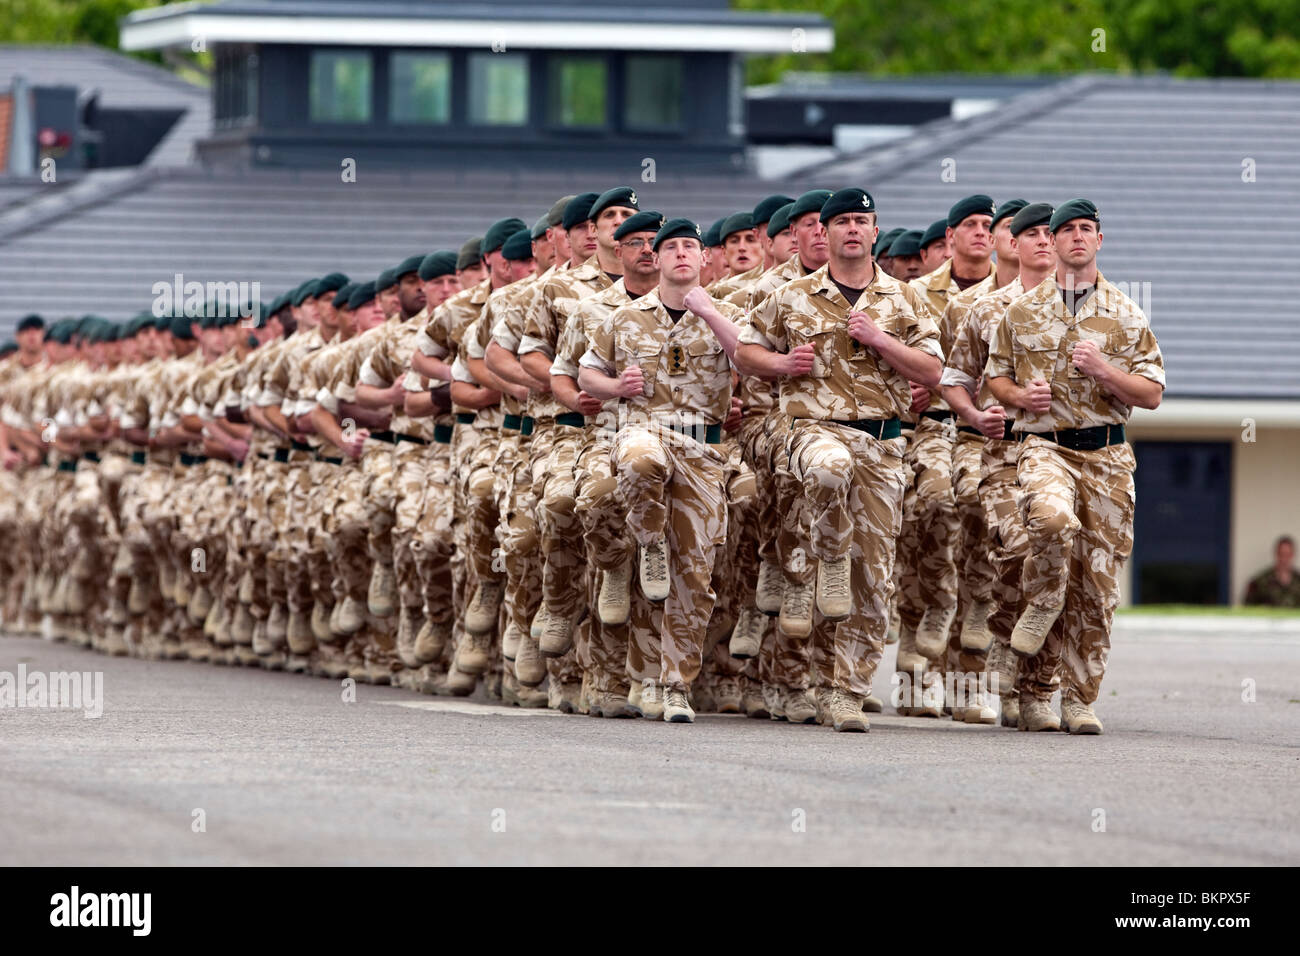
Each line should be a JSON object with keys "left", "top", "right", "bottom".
{"left": 789, "top": 419, "right": 908, "bottom": 697}
{"left": 614, "top": 425, "right": 727, "bottom": 691}
{"left": 1016, "top": 437, "right": 1136, "bottom": 704}
{"left": 895, "top": 416, "right": 960, "bottom": 638}
{"left": 573, "top": 425, "right": 632, "bottom": 693}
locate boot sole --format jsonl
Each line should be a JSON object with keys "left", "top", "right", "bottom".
{"left": 833, "top": 719, "right": 868, "bottom": 732}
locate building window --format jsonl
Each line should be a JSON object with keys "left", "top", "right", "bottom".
{"left": 309, "top": 50, "right": 372, "bottom": 123}
{"left": 548, "top": 56, "right": 606, "bottom": 128}
{"left": 625, "top": 55, "right": 683, "bottom": 131}
{"left": 468, "top": 52, "right": 529, "bottom": 126}
{"left": 214, "top": 46, "right": 257, "bottom": 128}
{"left": 390, "top": 52, "right": 451, "bottom": 124}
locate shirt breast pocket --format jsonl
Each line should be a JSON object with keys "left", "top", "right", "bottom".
{"left": 1013, "top": 329, "right": 1062, "bottom": 384}
{"left": 622, "top": 342, "right": 661, "bottom": 396}
{"left": 787, "top": 314, "right": 838, "bottom": 379}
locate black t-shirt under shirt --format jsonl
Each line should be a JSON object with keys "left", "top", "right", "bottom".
{"left": 664, "top": 306, "right": 686, "bottom": 323}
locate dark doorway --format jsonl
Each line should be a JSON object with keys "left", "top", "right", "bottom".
{"left": 1132, "top": 441, "right": 1232, "bottom": 604}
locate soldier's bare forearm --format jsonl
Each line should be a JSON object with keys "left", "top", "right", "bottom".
{"left": 1094, "top": 365, "right": 1163, "bottom": 410}
{"left": 987, "top": 376, "right": 1030, "bottom": 412}
{"left": 550, "top": 375, "right": 584, "bottom": 413}
{"left": 734, "top": 343, "right": 786, "bottom": 380}
{"left": 448, "top": 382, "right": 501, "bottom": 410}
{"left": 520, "top": 352, "right": 556, "bottom": 391}
{"left": 576, "top": 367, "right": 622, "bottom": 402}
{"left": 412, "top": 351, "right": 452, "bottom": 382}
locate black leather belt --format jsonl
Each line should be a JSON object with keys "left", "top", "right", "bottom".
{"left": 666, "top": 422, "right": 722, "bottom": 444}
{"left": 900, "top": 421, "right": 915, "bottom": 432}
{"left": 82, "top": 451, "right": 101, "bottom": 463}
{"left": 958, "top": 421, "right": 1016, "bottom": 441}
{"left": 826, "top": 417, "right": 902, "bottom": 440}
{"left": 455, "top": 413, "right": 475, "bottom": 426}
{"left": 180, "top": 452, "right": 209, "bottom": 466}
{"left": 273, "top": 448, "right": 291, "bottom": 463}
{"left": 56, "top": 460, "right": 77, "bottom": 473}
{"left": 393, "top": 431, "right": 427, "bottom": 445}
{"left": 318, "top": 455, "right": 344, "bottom": 465}
{"left": 291, "top": 439, "right": 313, "bottom": 453}
{"left": 555, "top": 412, "right": 586, "bottom": 428}
{"left": 130, "top": 451, "right": 147, "bottom": 466}
{"left": 433, "top": 424, "right": 454, "bottom": 444}
{"left": 502, "top": 414, "right": 521, "bottom": 431}
{"left": 921, "top": 410, "right": 954, "bottom": 423}
{"left": 1019, "top": 423, "right": 1126, "bottom": 451}
{"left": 370, "top": 430, "right": 398, "bottom": 444}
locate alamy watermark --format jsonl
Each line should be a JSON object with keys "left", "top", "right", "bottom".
{"left": 0, "top": 665, "right": 103, "bottom": 718}
{"left": 151, "top": 274, "right": 261, "bottom": 322}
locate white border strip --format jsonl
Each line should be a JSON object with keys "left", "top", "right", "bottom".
{"left": 120, "top": 12, "right": 834, "bottom": 53}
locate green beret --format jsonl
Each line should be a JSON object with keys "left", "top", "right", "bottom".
{"left": 170, "top": 313, "right": 196, "bottom": 340}
{"left": 269, "top": 293, "right": 287, "bottom": 315}
{"left": 766, "top": 202, "right": 795, "bottom": 238}
{"left": 418, "top": 251, "right": 459, "bottom": 281}
{"left": 614, "top": 210, "right": 665, "bottom": 240}
{"left": 348, "top": 281, "right": 378, "bottom": 311}
{"left": 719, "top": 212, "right": 755, "bottom": 243}
{"left": 888, "top": 230, "right": 924, "bottom": 258}
{"left": 752, "top": 194, "right": 794, "bottom": 226}
{"left": 245, "top": 302, "right": 269, "bottom": 329}
{"left": 376, "top": 268, "right": 399, "bottom": 292}
{"left": 652, "top": 217, "right": 702, "bottom": 252}
{"left": 589, "top": 186, "right": 639, "bottom": 221}
{"left": 500, "top": 228, "right": 535, "bottom": 261}
{"left": 483, "top": 217, "right": 529, "bottom": 255}
{"left": 456, "top": 237, "right": 483, "bottom": 271}
{"left": 790, "top": 189, "right": 833, "bottom": 221}
{"left": 992, "top": 198, "right": 1028, "bottom": 229}
{"left": 1010, "top": 202, "right": 1054, "bottom": 237}
{"left": 333, "top": 283, "right": 357, "bottom": 309}
{"left": 548, "top": 195, "right": 576, "bottom": 228}
{"left": 290, "top": 281, "right": 317, "bottom": 307}
{"left": 45, "top": 319, "right": 69, "bottom": 343}
{"left": 1050, "top": 198, "right": 1100, "bottom": 232}
{"left": 199, "top": 311, "right": 221, "bottom": 330}
{"left": 874, "top": 227, "right": 906, "bottom": 258}
{"left": 702, "top": 218, "right": 726, "bottom": 248}
{"left": 531, "top": 215, "right": 550, "bottom": 241}
{"left": 396, "top": 255, "right": 425, "bottom": 279}
{"left": 562, "top": 192, "right": 600, "bottom": 230}
{"left": 947, "top": 194, "right": 996, "bottom": 228}
{"left": 920, "top": 219, "right": 949, "bottom": 249}
{"left": 819, "top": 187, "right": 876, "bottom": 223}
{"left": 0, "top": 339, "right": 18, "bottom": 355}
{"left": 316, "top": 273, "right": 349, "bottom": 294}
{"left": 16, "top": 314, "right": 44, "bottom": 333}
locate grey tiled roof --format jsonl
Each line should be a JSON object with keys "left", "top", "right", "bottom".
{"left": 0, "top": 165, "right": 807, "bottom": 323}
{"left": 0, "top": 45, "right": 209, "bottom": 168}
{"left": 804, "top": 74, "right": 1300, "bottom": 400}
{"left": 1, "top": 72, "right": 1297, "bottom": 402}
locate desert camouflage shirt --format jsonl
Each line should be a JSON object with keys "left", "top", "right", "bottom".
{"left": 986, "top": 271, "right": 1166, "bottom": 432}
{"left": 741, "top": 262, "right": 942, "bottom": 422}
{"left": 941, "top": 276, "right": 1024, "bottom": 413}
{"left": 581, "top": 289, "right": 741, "bottom": 428}
{"left": 359, "top": 315, "right": 437, "bottom": 441}
{"left": 492, "top": 268, "right": 569, "bottom": 420}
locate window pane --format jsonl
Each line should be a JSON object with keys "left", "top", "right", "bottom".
{"left": 548, "top": 56, "right": 606, "bottom": 127}
{"left": 625, "top": 55, "right": 682, "bottom": 130}
{"left": 310, "top": 51, "right": 372, "bottom": 123}
{"left": 468, "top": 53, "right": 529, "bottom": 126}
{"left": 391, "top": 52, "right": 450, "bottom": 124}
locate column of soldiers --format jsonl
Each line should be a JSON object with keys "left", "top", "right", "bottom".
{"left": 0, "top": 186, "right": 1163, "bottom": 734}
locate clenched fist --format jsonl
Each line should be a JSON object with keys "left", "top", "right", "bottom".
{"left": 619, "top": 365, "right": 646, "bottom": 398}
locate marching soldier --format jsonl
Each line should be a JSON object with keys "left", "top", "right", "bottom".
{"left": 986, "top": 199, "right": 1165, "bottom": 734}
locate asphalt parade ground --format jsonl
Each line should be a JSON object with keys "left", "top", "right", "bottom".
{"left": 2, "top": 619, "right": 1297, "bottom": 866}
